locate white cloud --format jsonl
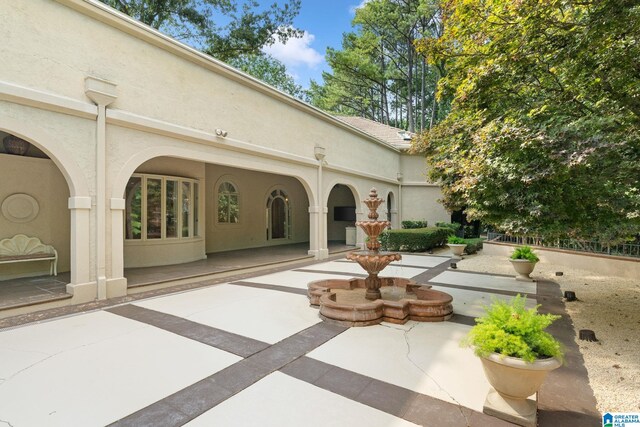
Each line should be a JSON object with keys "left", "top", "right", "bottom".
{"left": 349, "top": 0, "right": 369, "bottom": 14}
{"left": 262, "top": 30, "right": 324, "bottom": 69}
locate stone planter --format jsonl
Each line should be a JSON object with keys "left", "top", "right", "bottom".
{"left": 481, "top": 353, "right": 562, "bottom": 427}
{"left": 3, "top": 135, "right": 30, "bottom": 156}
{"left": 448, "top": 243, "right": 466, "bottom": 259}
{"left": 509, "top": 259, "right": 536, "bottom": 281}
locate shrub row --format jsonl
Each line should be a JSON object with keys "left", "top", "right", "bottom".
{"left": 401, "top": 220, "right": 429, "bottom": 229}
{"left": 435, "top": 221, "right": 461, "bottom": 231}
{"left": 380, "top": 227, "right": 454, "bottom": 252}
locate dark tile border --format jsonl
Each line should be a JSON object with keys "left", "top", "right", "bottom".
{"left": 429, "top": 282, "right": 537, "bottom": 299}
{"left": 281, "top": 356, "right": 514, "bottom": 427}
{"left": 108, "top": 321, "right": 347, "bottom": 426}
{"left": 107, "top": 305, "right": 269, "bottom": 358}
{"left": 229, "top": 281, "right": 307, "bottom": 296}
{"left": 535, "top": 279, "right": 600, "bottom": 426}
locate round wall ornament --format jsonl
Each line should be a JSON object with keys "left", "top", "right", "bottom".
{"left": 1, "top": 193, "right": 40, "bottom": 223}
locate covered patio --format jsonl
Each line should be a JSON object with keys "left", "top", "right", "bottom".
{"left": 0, "top": 242, "right": 354, "bottom": 312}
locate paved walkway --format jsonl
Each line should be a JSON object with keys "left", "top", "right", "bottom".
{"left": 0, "top": 255, "right": 600, "bottom": 426}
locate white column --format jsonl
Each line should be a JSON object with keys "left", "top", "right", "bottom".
{"left": 108, "top": 197, "right": 127, "bottom": 297}
{"left": 85, "top": 77, "right": 117, "bottom": 300}
{"left": 66, "top": 196, "right": 95, "bottom": 303}
{"left": 397, "top": 172, "right": 403, "bottom": 226}
{"left": 313, "top": 146, "right": 328, "bottom": 259}
{"left": 308, "top": 206, "right": 320, "bottom": 258}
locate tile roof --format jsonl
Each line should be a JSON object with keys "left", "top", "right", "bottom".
{"left": 334, "top": 116, "right": 414, "bottom": 150}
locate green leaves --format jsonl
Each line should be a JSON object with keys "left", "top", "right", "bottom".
{"left": 463, "top": 295, "right": 563, "bottom": 363}
{"left": 413, "top": 0, "right": 640, "bottom": 242}
{"left": 100, "top": 0, "right": 301, "bottom": 61}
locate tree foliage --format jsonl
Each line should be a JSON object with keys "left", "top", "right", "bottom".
{"left": 228, "top": 53, "right": 305, "bottom": 99}
{"left": 100, "top": 0, "right": 301, "bottom": 61}
{"left": 413, "top": 0, "right": 640, "bottom": 241}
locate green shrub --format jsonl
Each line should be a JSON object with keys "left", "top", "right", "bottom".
{"left": 448, "top": 236, "right": 466, "bottom": 244}
{"left": 435, "top": 221, "right": 461, "bottom": 232}
{"left": 462, "top": 295, "right": 564, "bottom": 363}
{"left": 380, "top": 227, "right": 453, "bottom": 252}
{"left": 462, "top": 238, "right": 484, "bottom": 254}
{"left": 401, "top": 220, "right": 428, "bottom": 229}
{"left": 510, "top": 245, "right": 539, "bottom": 262}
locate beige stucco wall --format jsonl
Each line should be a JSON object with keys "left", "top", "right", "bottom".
{"left": 327, "top": 184, "right": 357, "bottom": 241}
{"left": 0, "top": 0, "right": 400, "bottom": 183}
{"left": 0, "top": 153, "right": 71, "bottom": 278}
{"left": 205, "top": 165, "right": 310, "bottom": 253}
{"left": 401, "top": 186, "right": 450, "bottom": 226}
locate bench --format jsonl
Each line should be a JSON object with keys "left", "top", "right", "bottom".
{"left": 0, "top": 234, "right": 58, "bottom": 276}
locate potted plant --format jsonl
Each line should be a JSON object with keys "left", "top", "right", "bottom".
{"left": 509, "top": 245, "right": 539, "bottom": 281}
{"left": 462, "top": 295, "right": 563, "bottom": 426}
{"left": 447, "top": 235, "right": 467, "bottom": 259}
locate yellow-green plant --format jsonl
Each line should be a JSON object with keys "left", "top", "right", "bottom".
{"left": 510, "top": 246, "right": 539, "bottom": 263}
{"left": 462, "top": 295, "right": 563, "bottom": 363}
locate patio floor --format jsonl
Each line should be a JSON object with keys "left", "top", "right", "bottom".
{"left": 0, "top": 242, "right": 354, "bottom": 311}
{"left": 0, "top": 253, "right": 600, "bottom": 426}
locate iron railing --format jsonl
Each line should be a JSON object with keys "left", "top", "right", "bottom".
{"left": 487, "top": 232, "right": 640, "bottom": 259}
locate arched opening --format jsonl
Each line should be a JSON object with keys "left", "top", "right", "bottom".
{"left": 267, "top": 189, "right": 289, "bottom": 240}
{"left": 387, "top": 191, "right": 395, "bottom": 223}
{"left": 326, "top": 184, "right": 358, "bottom": 250}
{"left": 0, "top": 130, "right": 73, "bottom": 309}
{"left": 119, "top": 156, "right": 311, "bottom": 287}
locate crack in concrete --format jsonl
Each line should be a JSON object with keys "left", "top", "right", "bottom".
{"left": 401, "top": 323, "right": 471, "bottom": 427}
{"left": 0, "top": 326, "right": 144, "bottom": 385}
{"left": 0, "top": 417, "right": 15, "bottom": 427}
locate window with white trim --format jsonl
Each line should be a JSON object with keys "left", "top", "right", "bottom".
{"left": 217, "top": 181, "right": 239, "bottom": 223}
{"left": 124, "top": 173, "right": 199, "bottom": 240}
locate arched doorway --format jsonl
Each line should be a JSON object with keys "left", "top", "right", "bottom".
{"left": 326, "top": 184, "right": 358, "bottom": 248}
{"left": 267, "top": 189, "right": 290, "bottom": 240}
{"left": 387, "top": 191, "right": 395, "bottom": 223}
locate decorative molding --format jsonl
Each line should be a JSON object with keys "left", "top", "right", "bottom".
{"left": 0, "top": 80, "right": 97, "bottom": 119}
{"left": 1, "top": 194, "right": 39, "bottom": 223}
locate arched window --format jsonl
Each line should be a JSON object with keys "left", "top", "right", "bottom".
{"left": 266, "top": 189, "right": 290, "bottom": 239}
{"left": 217, "top": 181, "right": 239, "bottom": 223}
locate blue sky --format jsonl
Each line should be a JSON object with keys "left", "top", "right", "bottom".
{"left": 262, "top": 1, "right": 365, "bottom": 89}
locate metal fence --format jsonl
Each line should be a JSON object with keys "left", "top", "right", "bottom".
{"left": 486, "top": 232, "right": 640, "bottom": 259}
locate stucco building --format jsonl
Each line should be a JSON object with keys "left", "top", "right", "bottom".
{"left": 0, "top": 0, "right": 448, "bottom": 315}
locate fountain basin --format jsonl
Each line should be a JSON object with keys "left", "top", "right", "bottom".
{"left": 308, "top": 277, "right": 453, "bottom": 326}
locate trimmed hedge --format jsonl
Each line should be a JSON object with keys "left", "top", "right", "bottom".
{"left": 380, "top": 227, "right": 454, "bottom": 252}
{"left": 435, "top": 221, "right": 461, "bottom": 232}
{"left": 462, "top": 238, "right": 484, "bottom": 254}
{"left": 401, "top": 220, "right": 428, "bottom": 229}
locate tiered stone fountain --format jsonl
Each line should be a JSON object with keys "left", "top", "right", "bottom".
{"left": 308, "top": 188, "right": 453, "bottom": 326}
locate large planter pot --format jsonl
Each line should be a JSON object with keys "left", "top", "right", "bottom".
{"left": 509, "top": 258, "right": 536, "bottom": 282}
{"left": 3, "top": 135, "right": 30, "bottom": 156}
{"left": 481, "top": 353, "right": 562, "bottom": 427}
{"left": 448, "top": 243, "right": 466, "bottom": 259}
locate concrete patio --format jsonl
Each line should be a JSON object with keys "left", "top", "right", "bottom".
{"left": 0, "top": 254, "right": 600, "bottom": 426}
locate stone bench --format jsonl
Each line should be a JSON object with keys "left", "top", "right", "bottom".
{"left": 0, "top": 234, "right": 58, "bottom": 276}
